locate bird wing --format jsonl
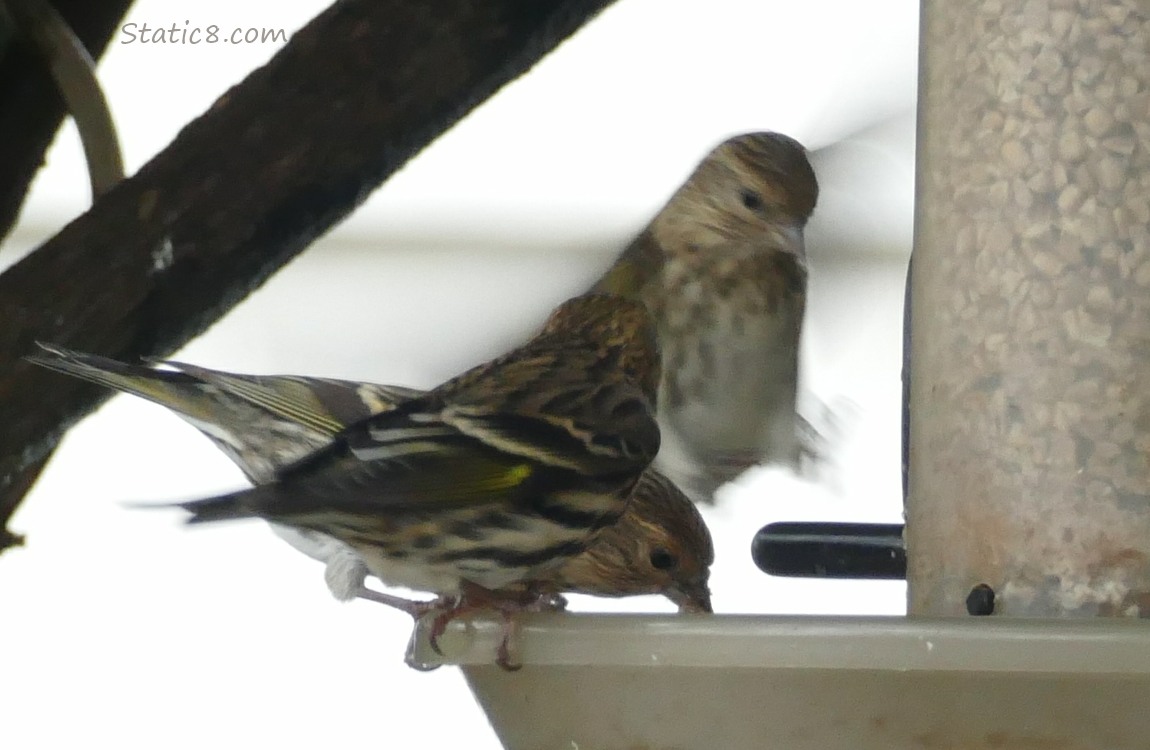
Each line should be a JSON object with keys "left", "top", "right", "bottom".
{"left": 435, "top": 398, "right": 658, "bottom": 477}
{"left": 591, "top": 231, "right": 664, "bottom": 299}
{"left": 181, "top": 371, "right": 656, "bottom": 524}
{"left": 419, "top": 347, "right": 660, "bottom": 478}
{"left": 162, "top": 362, "right": 422, "bottom": 433}
{"left": 162, "top": 363, "right": 350, "bottom": 437}
{"left": 179, "top": 416, "right": 541, "bottom": 526}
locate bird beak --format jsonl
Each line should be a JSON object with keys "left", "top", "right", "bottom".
{"left": 669, "top": 581, "right": 713, "bottom": 614}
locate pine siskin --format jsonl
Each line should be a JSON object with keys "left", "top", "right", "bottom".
{"left": 29, "top": 342, "right": 713, "bottom": 615}
{"left": 593, "top": 132, "right": 818, "bottom": 503}
{"left": 35, "top": 294, "right": 661, "bottom": 669}
{"left": 544, "top": 467, "right": 712, "bottom": 612}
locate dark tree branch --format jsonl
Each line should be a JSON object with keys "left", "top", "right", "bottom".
{"left": 0, "top": 0, "right": 133, "bottom": 554}
{"left": 0, "top": 0, "right": 134, "bottom": 241}
{"left": 0, "top": 0, "right": 618, "bottom": 553}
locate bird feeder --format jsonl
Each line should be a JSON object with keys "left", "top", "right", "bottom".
{"left": 908, "top": 0, "right": 1150, "bottom": 616}
{"left": 427, "top": 2, "right": 1150, "bottom": 748}
{"left": 413, "top": 613, "right": 1150, "bottom": 749}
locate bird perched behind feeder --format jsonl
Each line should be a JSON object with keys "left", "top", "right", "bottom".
{"left": 593, "top": 132, "right": 818, "bottom": 503}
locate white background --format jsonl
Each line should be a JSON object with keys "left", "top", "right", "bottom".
{"left": 2, "top": 1, "right": 917, "bottom": 747}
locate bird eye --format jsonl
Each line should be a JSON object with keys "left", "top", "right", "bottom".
{"left": 649, "top": 548, "right": 677, "bottom": 570}
{"left": 740, "top": 189, "right": 764, "bottom": 211}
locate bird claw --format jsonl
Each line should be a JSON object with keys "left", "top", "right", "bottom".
{"left": 420, "top": 586, "right": 556, "bottom": 670}
{"left": 362, "top": 583, "right": 558, "bottom": 669}
{"left": 403, "top": 627, "right": 443, "bottom": 672}
{"left": 494, "top": 609, "right": 523, "bottom": 671}
{"left": 355, "top": 586, "right": 463, "bottom": 661}
{"left": 355, "top": 586, "right": 524, "bottom": 670}
{"left": 427, "top": 608, "right": 457, "bottom": 656}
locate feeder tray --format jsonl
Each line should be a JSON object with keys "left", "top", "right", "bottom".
{"left": 413, "top": 613, "right": 1150, "bottom": 750}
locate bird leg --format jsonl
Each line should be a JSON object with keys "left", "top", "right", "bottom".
{"left": 353, "top": 584, "right": 537, "bottom": 669}
{"left": 354, "top": 585, "right": 453, "bottom": 619}
{"left": 494, "top": 607, "right": 521, "bottom": 671}
{"left": 426, "top": 583, "right": 563, "bottom": 671}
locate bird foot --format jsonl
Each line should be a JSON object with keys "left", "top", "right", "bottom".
{"left": 425, "top": 585, "right": 558, "bottom": 671}
{"left": 495, "top": 611, "right": 522, "bottom": 671}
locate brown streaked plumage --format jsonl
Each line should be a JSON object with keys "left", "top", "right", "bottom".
{"left": 42, "top": 294, "right": 659, "bottom": 669}
{"left": 173, "top": 294, "right": 660, "bottom": 596}
{"left": 594, "top": 131, "right": 818, "bottom": 503}
{"left": 548, "top": 468, "right": 713, "bottom": 612}
{"left": 28, "top": 341, "right": 713, "bottom": 615}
